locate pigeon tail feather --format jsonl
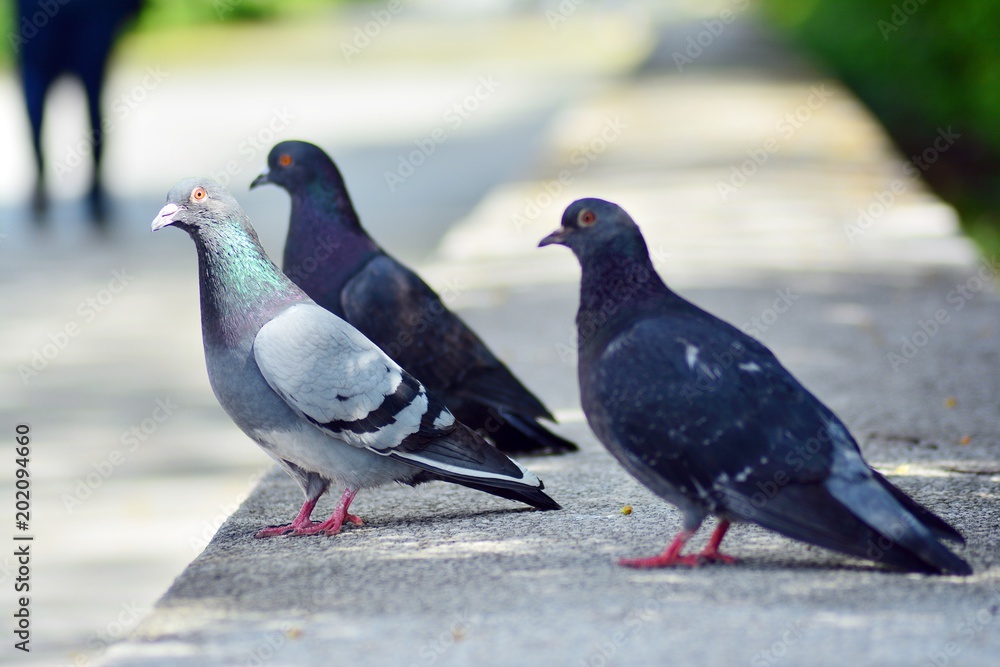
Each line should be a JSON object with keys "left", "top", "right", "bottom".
{"left": 723, "top": 484, "right": 930, "bottom": 573}
{"left": 486, "top": 410, "right": 578, "bottom": 456}
{"left": 457, "top": 369, "right": 555, "bottom": 421}
{"left": 871, "top": 470, "right": 965, "bottom": 544}
{"left": 825, "top": 476, "right": 971, "bottom": 575}
{"left": 388, "top": 424, "right": 561, "bottom": 511}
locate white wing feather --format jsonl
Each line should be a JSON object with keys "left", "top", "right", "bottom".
{"left": 253, "top": 303, "right": 426, "bottom": 449}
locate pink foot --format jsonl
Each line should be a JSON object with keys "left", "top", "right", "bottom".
{"left": 255, "top": 495, "right": 322, "bottom": 539}
{"left": 255, "top": 522, "right": 318, "bottom": 538}
{"left": 289, "top": 519, "right": 344, "bottom": 536}
{"left": 619, "top": 528, "right": 700, "bottom": 568}
{"left": 697, "top": 543, "right": 738, "bottom": 564}
{"left": 257, "top": 488, "right": 363, "bottom": 537}
{"left": 291, "top": 513, "right": 363, "bottom": 536}
{"left": 618, "top": 520, "right": 737, "bottom": 568}
{"left": 696, "top": 520, "right": 737, "bottom": 565}
{"left": 619, "top": 552, "right": 702, "bottom": 568}
{"left": 699, "top": 551, "right": 738, "bottom": 565}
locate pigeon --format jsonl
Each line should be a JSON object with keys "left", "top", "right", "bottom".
{"left": 152, "top": 178, "right": 560, "bottom": 538}
{"left": 249, "top": 140, "right": 577, "bottom": 456}
{"left": 539, "top": 197, "right": 971, "bottom": 575}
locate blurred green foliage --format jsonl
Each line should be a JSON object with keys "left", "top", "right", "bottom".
{"left": 137, "top": 0, "right": 282, "bottom": 26}
{"left": 760, "top": 0, "right": 1000, "bottom": 257}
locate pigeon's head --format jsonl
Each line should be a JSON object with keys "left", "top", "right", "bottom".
{"left": 152, "top": 177, "right": 246, "bottom": 235}
{"left": 250, "top": 140, "right": 340, "bottom": 193}
{"left": 539, "top": 198, "right": 646, "bottom": 262}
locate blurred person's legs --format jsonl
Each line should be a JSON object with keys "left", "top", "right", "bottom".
{"left": 18, "top": 17, "right": 54, "bottom": 218}
{"left": 76, "top": 9, "right": 122, "bottom": 223}
{"left": 16, "top": 0, "right": 143, "bottom": 225}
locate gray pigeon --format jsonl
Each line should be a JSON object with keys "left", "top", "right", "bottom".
{"left": 152, "top": 178, "right": 559, "bottom": 538}
{"left": 539, "top": 197, "right": 970, "bottom": 574}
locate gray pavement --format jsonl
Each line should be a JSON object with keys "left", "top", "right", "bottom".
{"left": 102, "top": 272, "right": 1000, "bottom": 667}
{"left": 1, "top": 2, "right": 998, "bottom": 666}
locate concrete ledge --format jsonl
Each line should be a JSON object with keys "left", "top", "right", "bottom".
{"left": 101, "top": 273, "right": 1000, "bottom": 667}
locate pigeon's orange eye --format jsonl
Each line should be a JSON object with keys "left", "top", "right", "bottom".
{"left": 279, "top": 154, "right": 293, "bottom": 167}
{"left": 192, "top": 187, "right": 207, "bottom": 201}
{"left": 578, "top": 209, "right": 597, "bottom": 227}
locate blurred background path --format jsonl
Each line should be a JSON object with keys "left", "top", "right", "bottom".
{"left": 0, "top": 2, "right": 996, "bottom": 666}
{"left": 0, "top": 4, "right": 654, "bottom": 664}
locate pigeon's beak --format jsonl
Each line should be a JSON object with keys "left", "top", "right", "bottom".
{"left": 151, "top": 203, "right": 180, "bottom": 232}
{"left": 249, "top": 170, "right": 271, "bottom": 190}
{"left": 538, "top": 227, "right": 569, "bottom": 248}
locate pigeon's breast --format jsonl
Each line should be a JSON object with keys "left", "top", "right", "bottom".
{"left": 205, "top": 342, "right": 292, "bottom": 437}
{"left": 251, "top": 422, "right": 419, "bottom": 490}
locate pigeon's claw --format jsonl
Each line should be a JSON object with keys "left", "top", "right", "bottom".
{"left": 253, "top": 495, "right": 323, "bottom": 538}
{"left": 619, "top": 521, "right": 737, "bottom": 567}
{"left": 694, "top": 519, "right": 737, "bottom": 565}
{"left": 282, "top": 488, "right": 363, "bottom": 536}
{"left": 253, "top": 514, "right": 363, "bottom": 538}
{"left": 619, "top": 553, "right": 703, "bottom": 568}
{"left": 254, "top": 520, "right": 318, "bottom": 538}
{"left": 618, "top": 528, "right": 699, "bottom": 568}
{"left": 293, "top": 520, "right": 345, "bottom": 536}
{"left": 698, "top": 550, "right": 738, "bottom": 565}
{"left": 294, "top": 513, "right": 363, "bottom": 536}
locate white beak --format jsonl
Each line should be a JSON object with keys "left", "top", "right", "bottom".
{"left": 152, "top": 203, "right": 180, "bottom": 231}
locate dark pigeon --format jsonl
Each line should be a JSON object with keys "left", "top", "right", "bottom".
{"left": 152, "top": 178, "right": 559, "bottom": 538}
{"left": 249, "top": 140, "right": 577, "bottom": 456}
{"left": 539, "top": 197, "right": 971, "bottom": 575}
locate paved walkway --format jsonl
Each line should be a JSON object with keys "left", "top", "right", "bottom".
{"left": 1, "top": 3, "right": 997, "bottom": 666}
{"left": 1, "top": 5, "right": 649, "bottom": 666}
